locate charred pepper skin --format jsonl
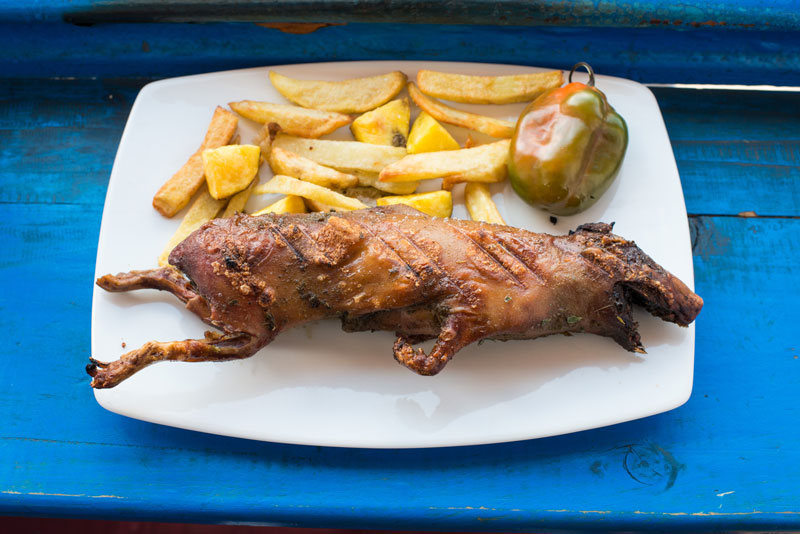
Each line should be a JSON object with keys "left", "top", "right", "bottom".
{"left": 508, "top": 81, "right": 628, "bottom": 216}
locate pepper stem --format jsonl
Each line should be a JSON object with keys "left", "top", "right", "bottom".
{"left": 569, "top": 62, "right": 595, "bottom": 87}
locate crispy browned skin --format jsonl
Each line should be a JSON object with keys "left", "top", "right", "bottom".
{"left": 88, "top": 205, "right": 702, "bottom": 388}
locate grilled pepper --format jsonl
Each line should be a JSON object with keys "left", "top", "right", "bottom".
{"left": 508, "top": 63, "right": 628, "bottom": 215}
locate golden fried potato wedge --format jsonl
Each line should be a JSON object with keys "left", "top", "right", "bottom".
{"left": 406, "top": 112, "right": 460, "bottom": 154}
{"left": 379, "top": 139, "right": 510, "bottom": 183}
{"left": 269, "top": 71, "right": 407, "bottom": 113}
{"left": 202, "top": 144, "right": 260, "bottom": 199}
{"left": 229, "top": 100, "right": 351, "bottom": 138}
{"left": 464, "top": 183, "right": 506, "bottom": 225}
{"left": 377, "top": 190, "right": 452, "bottom": 218}
{"left": 254, "top": 175, "right": 368, "bottom": 211}
{"left": 272, "top": 134, "right": 406, "bottom": 174}
{"left": 350, "top": 98, "right": 410, "bottom": 146}
{"left": 408, "top": 83, "right": 515, "bottom": 138}
{"left": 304, "top": 198, "right": 341, "bottom": 213}
{"left": 158, "top": 186, "right": 226, "bottom": 266}
{"left": 269, "top": 146, "right": 358, "bottom": 189}
{"left": 153, "top": 106, "right": 238, "bottom": 217}
{"left": 353, "top": 171, "right": 419, "bottom": 195}
{"left": 417, "top": 69, "right": 563, "bottom": 104}
{"left": 251, "top": 194, "right": 307, "bottom": 216}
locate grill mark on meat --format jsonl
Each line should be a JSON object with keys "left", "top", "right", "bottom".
{"left": 449, "top": 224, "right": 523, "bottom": 287}
{"left": 349, "top": 219, "right": 423, "bottom": 284}
{"left": 384, "top": 222, "right": 471, "bottom": 300}
{"left": 381, "top": 224, "right": 445, "bottom": 275}
{"left": 487, "top": 237, "right": 544, "bottom": 286}
{"left": 269, "top": 225, "right": 307, "bottom": 266}
{"left": 294, "top": 224, "right": 334, "bottom": 266}
{"left": 492, "top": 234, "right": 546, "bottom": 285}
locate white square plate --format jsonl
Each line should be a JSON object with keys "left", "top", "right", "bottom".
{"left": 92, "top": 61, "right": 695, "bottom": 448}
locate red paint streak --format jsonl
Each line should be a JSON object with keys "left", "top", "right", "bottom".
{"left": 256, "top": 22, "right": 344, "bottom": 35}
{"left": 643, "top": 18, "right": 684, "bottom": 26}
{"left": 690, "top": 20, "right": 727, "bottom": 27}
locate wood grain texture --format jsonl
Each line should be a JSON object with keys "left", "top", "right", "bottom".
{"left": 2, "top": 21, "right": 800, "bottom": 85}
{"left": 1, "top": 0, "right": 798, "bottom": 31}
{"left": 654, "top": 87, "right": 800, "bottom": 217}
{"left": 1, "top": 78, "right": 799, "bottom": 530}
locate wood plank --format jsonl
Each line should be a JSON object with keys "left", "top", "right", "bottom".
{"left": 2, "top": 0, "right": 798, "bottom": 31}
{"left": 652, "top": 88, "right": 800, "bottom": 217}
{"left": 0, "top": 22, "right": 797, "bottom": 529}
{"left": 0, "top": 126, "right": 118, "bottom": 205}
{"left": 2, "top": 22, "right": 799, "bottom": 85}
{"left": 0, "top": 79, "right": 140, "bottom": 205}
{"left": 1, "top": 434, "right": 799, "bottom": 530}
{"left": 1, "top": 199, "right": 798, "bottom": 529}
{"left": 0, "top": 78, "right": 141, "bottom": 129}
{"left": 653, "top": 88, "right": 800, "bottom": 142}
{"left": 0, "top": 81, "right": 797, "bottom": 532}
{"left": 678, "top": 160, "right": 799, "bottom": 216}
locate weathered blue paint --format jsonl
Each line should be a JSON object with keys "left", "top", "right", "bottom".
{"left": 1, "top": 199, "right": 799, "bottom": 530}
{"left": 1, "top": 0, "right": 799, "bottom": 31}
{"left": 2, "top": 21, "right": 800, "bottom": 85}
{"left": 1, "top": 77, "right": 799, "bottom": 530}
{"left": 656, "top": 87, "right": 800, "bottom": 217}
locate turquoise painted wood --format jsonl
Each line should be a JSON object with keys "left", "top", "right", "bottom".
{"left": 1, "top": 2, "right": 800, "bottom": 530}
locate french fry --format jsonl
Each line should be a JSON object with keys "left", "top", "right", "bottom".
{"left": 417, "top": 69, "right": 563, "bottom": 104}
{"left": 254, "top": 175, "right": 368, "bottom": 211}
{"left": 251, "top": 195, "right": 307, "bottom": 216}
{"left": 269, "top": 71, "right": 407, "bottom": 113}
{"left": 153, "top": 106, "right": 238, "bottom": 217}
{"left": 272, "top": 134, "right": 406, "bottom": 174}
{"left": 269, "top": 146, "right": 359, "bottom": 189}
{"left": 376, "top": 190, "right": 453, "bottom": 218}
{"left": 221, "top": 177, "right": 259, "bottom": 218}
{"left": 253, "top": 122, "right": 281, "bottom": 164}
{"left": 408, "top": 83, "right": 515, "bottom": 138}
{"left": 158, "top": 186, "right": 226, "bottom": 266}
{"left": 229, "top": 100, "right": 351, "bottom": 138}
{"left": 303, "top": 198, "right": 339, "bottom": 213}
{"left": 464, "top": 183, "right": 506, "bottom": 225}
{"left": 379, "top": 139, "right": 510, "bottom": 184}
{"left": 353, "top": 171, "right": 419, "bottom": 195}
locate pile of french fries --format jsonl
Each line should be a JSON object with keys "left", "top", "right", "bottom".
{"left": 153, "top": 68, "right": 564, "bottom": 266}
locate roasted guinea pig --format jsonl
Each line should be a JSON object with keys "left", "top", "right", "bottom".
{"left": 88, "top": 205, "right": 702, "bottom": 388}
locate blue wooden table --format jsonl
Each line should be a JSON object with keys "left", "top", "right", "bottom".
{"left": 2, "top": 2, "right": 799, "bottom": 531}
